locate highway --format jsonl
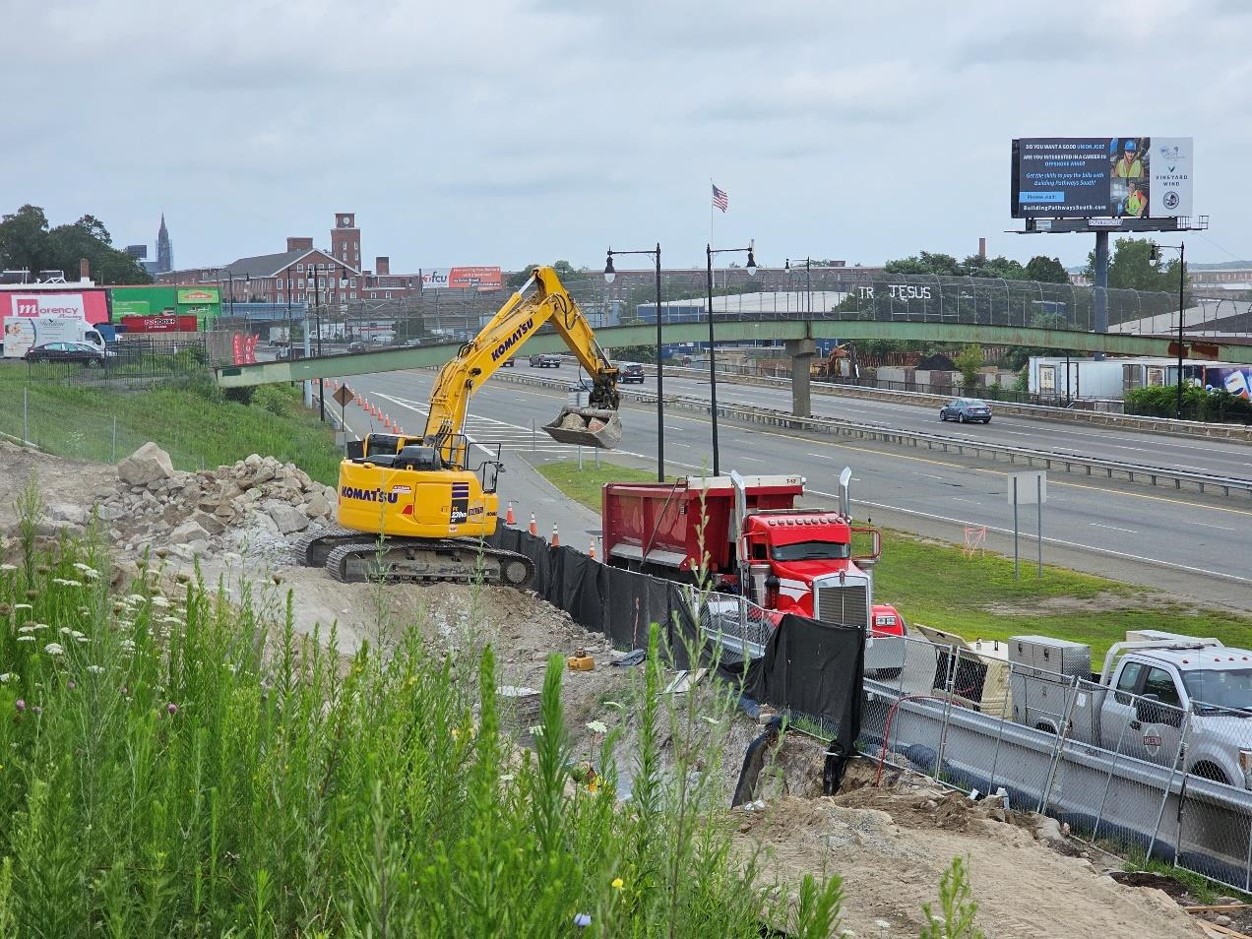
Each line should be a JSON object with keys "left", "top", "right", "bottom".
{"left": 333, "top": 363, "right": 1252, "bottom": 612}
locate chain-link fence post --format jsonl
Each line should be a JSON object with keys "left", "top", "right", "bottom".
{"left": 1147, "top": 710, "right": 1190, "bottom": 865}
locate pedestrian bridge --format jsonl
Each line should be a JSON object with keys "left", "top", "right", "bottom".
{"left": 215, "top": 271, "right": 1252, "bottom": 387}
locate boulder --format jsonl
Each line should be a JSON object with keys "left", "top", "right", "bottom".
{"left": 267, "top": 502, "right": 310, "bottom": 534}
{"left": 118, "top": 443, "right": 175, "bottom": 487}
{"left": 169, "top": 519, "right": 210, "bottom": 544}
{"left": 47, "top": 502, "right": 88, "bottom": 526}
{"left": 305, "top": 492, "right": 331, "bottom": 518}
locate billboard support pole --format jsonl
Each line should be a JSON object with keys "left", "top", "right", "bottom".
{"left": 1092, "top": 231, "right": 1110, "bottom": 361}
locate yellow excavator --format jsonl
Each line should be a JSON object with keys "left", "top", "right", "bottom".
{"left": 297, "top": 266, "right": 622, "bottom": 586}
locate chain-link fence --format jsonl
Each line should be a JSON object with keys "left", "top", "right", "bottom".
{"left": 200, "top": 270, "right": 1224, "bottom": 371}
{"left": 861, "top": 632, "right": 1252, "bottom": 892}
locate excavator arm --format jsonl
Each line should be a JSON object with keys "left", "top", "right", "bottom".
{"left": 422, "top": 266, "right": 621, "bottom": 465}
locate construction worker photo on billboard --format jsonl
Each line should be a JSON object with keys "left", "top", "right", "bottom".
{"left": 1111, "top": 138, "right": 1146, "bottom": 178}
{"left": 1124, "top": 180, "right": 1148, "bottom": 217}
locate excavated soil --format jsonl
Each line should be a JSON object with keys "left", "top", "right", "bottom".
{"left": 0, "top": 438, "right": 1215, "bottom": 938}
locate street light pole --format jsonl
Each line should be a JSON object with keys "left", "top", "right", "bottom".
{"left": 1150, "top": 241, "right": 1187, "bottom": 420}
{"left": 1176, "top": 241, "right": 1186, "bottom": 421}
{"left": 605, "top": 244, "right": 665, "bottom": 481}
{"left": 707, "top": 240, "right": 757, "bottom": 476}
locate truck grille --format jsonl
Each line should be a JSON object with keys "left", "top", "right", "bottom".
{"left": 814, "top": 583, "right": 869, "bottom": 628}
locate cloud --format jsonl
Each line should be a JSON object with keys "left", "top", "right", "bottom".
{"left": 4, "top": 0, "right": 1252, "bottom": 270}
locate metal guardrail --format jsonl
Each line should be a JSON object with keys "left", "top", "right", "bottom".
{"left": 489, "top": 368, "right": 1252, "bottom": 498}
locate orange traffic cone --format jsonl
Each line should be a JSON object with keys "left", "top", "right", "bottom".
{"left": 528, "top": 513, "right": 538, "bottom": 536}
{"left": 588, "top": 537, "right": 596, "bottom": 559}
{"left": 506, "top": 502, "right": 515, "bottom": 525}
{"left": 551, "top": 523, "right": 560, "bottom": 547}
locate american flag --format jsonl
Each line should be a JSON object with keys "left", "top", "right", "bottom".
{"left": 711, "top": 183, "right": 728, "bottom": 213}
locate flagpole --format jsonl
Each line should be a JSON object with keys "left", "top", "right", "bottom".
{"left": 709, "top": 177, "right": 715, "bottom": 252}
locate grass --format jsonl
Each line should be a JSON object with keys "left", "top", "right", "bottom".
{"left": 0, "top": 497, "right": 853, "bottom": 936}
{"left": 535, "top": 460, "right": 671, "bottom": 511}
{"left": 0, "top": 365, "right": 343, "bottom": 485}
{"left": 536, "top": 459, "right": 1252, "bottom": 659}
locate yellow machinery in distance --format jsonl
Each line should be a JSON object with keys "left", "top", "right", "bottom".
{"left": 296, "top": 266, "right": 623, "bottom": 586}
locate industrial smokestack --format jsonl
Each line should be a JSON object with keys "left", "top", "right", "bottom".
{"left": 79, "top": 258, "right": 91, "bottom": 282}
{"left": 978, "top": 237, "right": 987, "bottom": 259}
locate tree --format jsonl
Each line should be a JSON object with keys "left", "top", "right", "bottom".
{"left": 1024, "top": 255, "right": 1070, "bottom": 284}
{"left": 0, "top": 204, "right": 149, "bottom": 284}
{"left": 962, "top": 254, "right": 1026, "bottom": 280}
{"left": 954, "top": 344, "right": 984, "bottom": 394}
{"left": 1084, "top": 237, "right": 1184, "bottom": 293}
{"left": 884, "top": 252, "right": 962, "bottom": 277}
{"left": 0, "top": 205, "right": 52, "bottom": 275}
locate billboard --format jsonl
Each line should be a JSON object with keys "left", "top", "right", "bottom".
{"left": 420, "top": 266, "right": 503, "bottom": 290}
{"left": 0, "top": 290, "right": 110, "bottom": 325}
{"left": 1011, "top": 137, "right": 1193, "bottom": 220}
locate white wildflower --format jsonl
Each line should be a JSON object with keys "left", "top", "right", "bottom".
{"left": 51, "top": 578, "right": 83, "bottom": 588}
{"left": 76, "top": 636, "right": 89, "bottom": 644}
{"left": 0, "top": 563, "right": 17, "bottom": 572}
{"left": 44, "top": 642, "right": 64, "bottom": 656}
{"left": 13, "top": 604, "right": 31, "bottom": 612}
{"left": 120, "top": 639, "right": 136, "bottom": 652}
{"left": 33, "top": 624, "right": 49, "bottom": 631}
{"left": 60, "top": 626, "right": 72, "bottom": 635}
{"left": 0, "top": 673, "right": 14, "bottom": 682}
{"left": 150, "top": 596, "right": 171, "bottom": 609}
{"left": 15, "top": 636, "right": 34, "bottom": 643}
{"left": 86, "top": 665, "right": 105, "bottom": 674}
{"left": 585, "top": 720, "right": 608, "bottom": 734}
{"left": 72, "top": 563, "right": 100, "bottom": 580}
{"left": 18, "top": 625, "right": 36, "bottom": 634}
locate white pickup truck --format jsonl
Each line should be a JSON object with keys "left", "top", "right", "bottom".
{"left": 1010, "top": 631, "right": 1252, "bottom": 788}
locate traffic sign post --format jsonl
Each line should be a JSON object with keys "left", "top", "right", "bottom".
{"left": 334, "top": 384, "right": 354, "bottom": 451}
{"left": 1007, "top": 470, "right": 1047, "bottom": 579}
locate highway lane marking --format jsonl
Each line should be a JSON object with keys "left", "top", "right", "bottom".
{"left": 368, "top": 381, "right": 1252, "bottom": 519}
{"left": 951, "top": 497, "right": 978, "bottom": 504}
{"left": 1192, "top": 521, "right": 1237, "bottom": 532}
{"left": 743, "top": 425, "right": 1252, "bottom": 519}
{"left": 739, "top": 456, "right": 766, "bottom": 463}
{"left": 805, "top": 489, "right": 1252, "bottom": 587}
{"left": 1090, "top": 523, "right": 1138, "bottom": 534}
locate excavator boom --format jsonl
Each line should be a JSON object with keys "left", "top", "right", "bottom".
{"left": 298, "top": 266, "right": 624, "bottom": 590}
{"left": 424, "top": 266, "right": 621, "bottom": 462}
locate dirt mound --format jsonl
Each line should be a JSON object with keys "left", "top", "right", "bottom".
{"left": 0, "top": 437, "right": 1213, "bottom": 938}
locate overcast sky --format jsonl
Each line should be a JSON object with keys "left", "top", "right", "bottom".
{"left": 7, "top": 0, "right": 1251, "bottom": 274}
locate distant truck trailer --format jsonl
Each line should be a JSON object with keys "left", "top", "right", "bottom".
{"left": 2, "top": 317, "right": 108, "bottom": 358}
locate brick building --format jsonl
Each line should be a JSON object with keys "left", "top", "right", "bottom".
{"left": 157, "top": 213, "right": 422, "bottom": 304}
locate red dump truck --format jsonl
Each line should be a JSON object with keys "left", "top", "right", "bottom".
{"left": 601, "top": 470, "right": 907, "bottom": 676}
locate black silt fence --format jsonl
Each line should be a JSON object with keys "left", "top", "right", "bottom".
{"left": 488, "top": 528, "right": 863, "bottom": 752}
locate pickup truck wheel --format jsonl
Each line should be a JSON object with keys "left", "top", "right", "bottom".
{"left": 1190, "top": 762, "right": 1229, "bottom": 785}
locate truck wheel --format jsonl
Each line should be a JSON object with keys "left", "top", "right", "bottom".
{"left": 1190, "top": 762, "right": 1229, "bottom": 785}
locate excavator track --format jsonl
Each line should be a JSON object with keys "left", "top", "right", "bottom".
{"left": 322, "top": 537, "right": 535, "bottom": 588}
{"left": 293, "top": 526, "right": 366, "bottom": 568}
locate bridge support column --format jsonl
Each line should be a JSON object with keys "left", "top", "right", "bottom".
{"left": 785, "top": 338, "right": 817, "bottom": 417}
{"left": 1093, "top": 230, "right": 1109, "bottom": 362}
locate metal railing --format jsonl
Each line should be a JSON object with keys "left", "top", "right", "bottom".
{"left": 862, "top": 632, "right": 1252, "bottom": 892}
{"left": 491, "top": 369, "right": 1252, "bottom": 497}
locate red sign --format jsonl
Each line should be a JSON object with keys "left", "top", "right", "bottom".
{"left": 121, "top": 314, "right": 199, "bottom": 333}
{"left": 231, "top": 332, "right": 258, "bottom": 365}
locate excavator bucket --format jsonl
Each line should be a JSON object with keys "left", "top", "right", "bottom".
{"left": 543, "top": 407, "right": 623, "bottom": 450}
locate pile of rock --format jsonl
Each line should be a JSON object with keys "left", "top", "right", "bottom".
{"left": 90, "top": 442, "right": 338, "bottom": 563}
